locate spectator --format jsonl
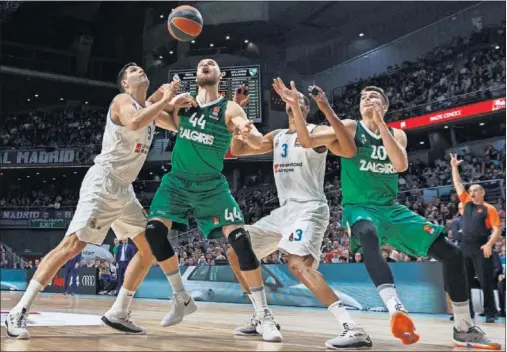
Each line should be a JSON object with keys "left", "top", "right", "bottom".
{"left": 115, "top": 239, "right": 136, "bottom": 294}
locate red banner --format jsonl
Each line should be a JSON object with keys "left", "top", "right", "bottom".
{"left": 388, "top": 98, "right": 505, "bottom": 130}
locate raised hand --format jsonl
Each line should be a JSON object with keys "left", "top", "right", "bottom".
{"left": 449, "top": 153, "right": 464, "bottom": 168}
{"left": 308, "top": 85, "right": 330, "bottom": 107}
{"left": 234, "top": 84, "right": 250, "bottom": 107}
{"left": 272, "top": 77, "right": 299, "bottom": 105}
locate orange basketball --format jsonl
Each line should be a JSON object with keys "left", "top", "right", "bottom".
{"left": 167, "top": 5, "right": 203, "bottom": 42}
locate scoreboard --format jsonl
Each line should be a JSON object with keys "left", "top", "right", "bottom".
{"left": 169, "top": 65, "right": 262, "bottom": 123}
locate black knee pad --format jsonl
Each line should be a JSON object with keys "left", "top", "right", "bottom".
{"left": 228, "top": 227, "right": 259, "bottom": 271}
{"left": 352, "top": 220, "right": 379, "bottom": 248}
{"left": 428, "top": 235, "right": 461, "bottom": 262}
{"left": 145, "top": 220, "right": 175, "bottom": 262}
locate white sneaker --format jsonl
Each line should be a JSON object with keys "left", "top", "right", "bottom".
{"left": 325, "top": 326, "right": 373, "bottom": 349}
{"left": 255, "top": 309, "right": 283, "bottom": 342}
{"left": 101, "top": 310, "right": 146, "bottom": 334}
{"left": 234, "top": 312, "right": 260, "bottom": 336}
{"left": 5, "top": 308, "right": 30, "bottom": 340}
{"left": 234, "top": 312, "right": 282, "bottom": 336}
{"left": 160, "top": 292, "right": 197, "bottom": 327}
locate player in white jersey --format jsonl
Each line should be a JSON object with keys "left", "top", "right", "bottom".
{"left": 227, "top": 78, "right": 373, "bottom": 349}
{"left": 5, "top": 63, "right": 194, "bottom": 339}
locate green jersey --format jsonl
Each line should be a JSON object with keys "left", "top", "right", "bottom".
{"left": 341, "top": 121, "right": 399, "bottom": 206}
{"left": 171, "top": 95, "right": 232, "bottom": 179}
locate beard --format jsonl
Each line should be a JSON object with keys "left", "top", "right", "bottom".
{"left": 196, "top": 73, "right": 219, "bottom": 87}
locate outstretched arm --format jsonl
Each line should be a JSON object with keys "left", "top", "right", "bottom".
{"left": 113, "top": 84, "right": 176, "bottom": 131}
{"left": 227, "top": 101, "right": 263, "bottom": 149}
{"left": 271, "top": 78, "right": 357, "bottom": 157}
{"left": 230, "top": 129, "right": 280, "bottom": 156}
{"left": 450, "top": 153, "right": 466, "bottom": 196}
{"left": 309, "top": 85, "right": 356, "bottom": 158}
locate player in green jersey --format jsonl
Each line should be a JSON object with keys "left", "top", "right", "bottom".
{"left": 295, "top": 85, "right": 500, "bottom": 350}
{"left": 144, "top": 59, "right": 282, "bottom": 342}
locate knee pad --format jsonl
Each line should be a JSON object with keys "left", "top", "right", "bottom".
{"left": 228, "top": 228, "right": 259, "bottom": 271}
{"left": 352, "top": 221, "right": 379, "bottom": 247}
{"left": 145, "top": 220, "right": 175, "bottom": 262}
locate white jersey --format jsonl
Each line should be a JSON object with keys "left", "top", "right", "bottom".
{"left": 94, "top": 100, "right": 155, "bottom": 184}
{"left": 272, "top": 124, "right": 327, "bottom": 205}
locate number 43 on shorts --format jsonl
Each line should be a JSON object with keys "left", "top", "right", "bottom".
{"left": 289, "top": 229, "right": 303, "bottom": 242}
{"left": 225, "top": 207, "right": 242, "bottom": 222}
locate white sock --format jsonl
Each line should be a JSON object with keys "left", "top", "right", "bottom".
{"left": 247, "top": 293, "right": 257, "bottom": 311}
{"left": 251, "top": 286, "right": 267, "bottom": 312}
{"left": 110, "top": 287, "right": 135, "bottom": 313}
{"left": 452, "top": 300, "right": 474, "bottom": 332}
{"left": 14, "top": 280, "right": 43, "bottom": 313}
{"left": 165, "top": 269, "right": 185, "bottom": 294}
{"left": 328, "top": 301, "right": 357, "bottom": 330}
{"left": 378, "top": 284, "right": 406, "bottom": 316}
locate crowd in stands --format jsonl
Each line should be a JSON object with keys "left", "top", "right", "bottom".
{"left": 1, "top": 140, "right": 505, "bottom": 268}
{"left": 310, "top": 24, "right": 506, "bottom": 125}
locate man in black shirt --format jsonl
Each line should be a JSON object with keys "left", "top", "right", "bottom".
{"left": 451, "top": 154, "right": 502, "bottom": 323}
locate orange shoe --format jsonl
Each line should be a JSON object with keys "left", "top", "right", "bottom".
{"left": 391, "top": 311, "right": 420, "bottom": 345}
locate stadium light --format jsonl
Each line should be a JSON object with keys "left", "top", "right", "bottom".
{"left": 191, "top": 40, "right": 195, "bottom": 44}
{"left": 479, "top": 122, "right": 485, "bottom": 126}
{"left": 444, "top": 126, "right": 449, "bottom": 129}
{"left": 244, "top": 39, "right": 249, "bottom": 43}
{"left": 159, "top": 55, "right": 163, "bottom": 59}
{"left": 210, "top": 43, "right": 214, "bottom": 47}
{"left": 359, "top": 33, "right": 364, "bottom": 37}
{"left": 34, "top": 94, "right": 38, "bottom": 97}
{"left": 169, "top": 51, "right": 173, "bottom": 54}
{"left": 226, "top": 35, "right": 230, "bottom": 40}
{"left": 495, "top": 45, "right": 500, "bottom": 50}
{"left": 419, "top": 141, "right": 425, "bottom": 145}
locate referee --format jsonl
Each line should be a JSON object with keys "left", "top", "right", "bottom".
{"left": 451, "top": 154, "right": 502, "bottom": 323}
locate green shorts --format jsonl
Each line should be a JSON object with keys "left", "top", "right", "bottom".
{"left": 343, "top": 203, "right": 445, "bottom": 258}
{"left": 148, "top": 172, "right": 244, "bottom": 239}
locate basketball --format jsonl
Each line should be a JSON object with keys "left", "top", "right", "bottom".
{"left": 167, "top": 5, "right": 203, "bottom": 42}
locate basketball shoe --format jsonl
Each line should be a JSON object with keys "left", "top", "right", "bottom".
{"left": 453, "top": 326, "right": 501, "bottom": 350}
{"left": 160, "top": 291, "right": 197, "bottom": 327}
{"left": 391, "top": 311, "right": 420, "bottom": 345}
{"left": 4, "top": 308, "right": 30, "bottom": 339}
{"left": 325, "top": 325, "right": 373, "bottom": 349}
{"left": 101, "top": 309, "right": 145, "bottom": 334}
{"left": 233, "top": 311, "right": 281, "bottom": 336}
{"left": 255, "top": 308, "right": 283, "bottom": 342}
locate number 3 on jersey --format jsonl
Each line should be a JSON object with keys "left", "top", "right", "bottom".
{"left": 281, "top": 143, "right": 288, "bottom": 158}
{"left": 190, "top": 113, "right": 206, "bottom": 129}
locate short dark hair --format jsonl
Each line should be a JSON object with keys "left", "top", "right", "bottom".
{"left": 117, "top": 62, "right": 137, "bottom": 92}
{"left": 362, "top": 86, "right": 389, "bottom": 107}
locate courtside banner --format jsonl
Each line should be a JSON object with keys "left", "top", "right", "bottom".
{"left": 0, "top": 208, "right": 73, "bottom": 229}
{"left": 135, "top": 262, "right": 447, "bottom": 314}
{"left": 25, "top": 267, "right": 98, "bottom": 294}
{"left": 0, "top": 147, "right": 93, "bottom": 166}
{"left": 388, "top": 97, "right": 506, "bottom": 130}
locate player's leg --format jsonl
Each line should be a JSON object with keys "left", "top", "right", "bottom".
{"left": 427, "top": 237, "right": 500, "bottom": 349}
{"left": 384, "top": 204, "right": 500, "bottom": 350}
{"left": 144, "top": 174, "right": 195, "bottom": 327}
{"left": 463, "top": 252, "right": 477, "bottom": 318}
{"left": 228, "top": 217, "right": 282, "bottom": 336}
{"left": 280, "top": 203, "right": 372, "bottom": 349}
{"left": 5, "top": 234, "right": 87, "bottom": 338}
{"left": 5, "top": 168, "right": 120, "bottom": 339}
{"left": 102, "top": 197, "right": 155, "bottom": 334}
{"left": 350, "top": 219, "right": 419, "bottom": 345}
{"left": 193, "top": 177, "right": 281, "bottom": 342}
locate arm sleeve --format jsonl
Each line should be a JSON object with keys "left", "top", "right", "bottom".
{"left": 485, "top": 204, "right": 502, "bottom": 228}
{"left": 458, "top": 191, "right": 472, "bottom": 204}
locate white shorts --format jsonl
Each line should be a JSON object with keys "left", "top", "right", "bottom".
{"left": 246, "top": 200, "right": 329, "bottom": 267}
{"left": 65, "top": 165, "right": 146, "bottom": 245}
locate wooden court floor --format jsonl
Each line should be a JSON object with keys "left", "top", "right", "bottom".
{"left": 1, "top": 291, "right": 505, "bottom": 351}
